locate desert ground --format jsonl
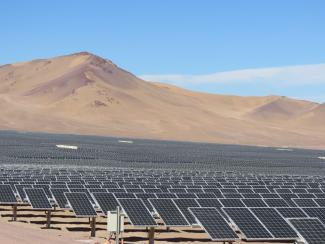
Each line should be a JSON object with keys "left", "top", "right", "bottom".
{"left": 0, "top": 52, "right": 325, "bottom": 149}
{"left": 0, "top": 205, "right": 289, "bottom": 244}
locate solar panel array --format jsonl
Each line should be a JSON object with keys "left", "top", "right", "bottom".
{"left": 0, "top": 132, "right": 325, "bottom": 242}
{"left": 0, "top": 166, "right": 324, "bottom": 240}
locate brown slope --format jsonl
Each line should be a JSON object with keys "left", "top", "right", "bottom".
{"left": 0, "top": 52, "right": 324, "bottom": 149}
{"left": 290, "top": 103, "right": 325, "bottom": 131}
{"left": 246, "top": 96, "right": 318, "bottom": 122}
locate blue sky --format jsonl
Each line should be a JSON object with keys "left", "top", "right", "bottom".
{"left": 1, "top": 0, "right": 325, "bottom": 102}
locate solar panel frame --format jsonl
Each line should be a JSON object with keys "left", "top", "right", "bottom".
{"left": 173, "top": 198, "right": 200, "bottom": 225}
{"left": 241, "top": 198, "right": 268, "bottom": 208}
{"left": 276, "top": 207, "right": 308, "bottom": 218}
{"left": 50, "top": 188, "right": 70, "bottom": 209}
{"left": 289, "top": 218, "right": 325, "bottom": 244}
{"left": 292, "top": 198, "right": 318, "bottom": 207}
{"left": 189, "top": 207, "right": 239, "bottom": 241}
{"left": 314, "top": 198, "right": 325, "bottom": 207}
{"left": 220, "top": 198, "right": 246, "bottom": 207}
{"left": 118, "top": 198, "right": 157, "bottom": 227}
{"left": 92, "top": 192, "right": 120, "bottom": 216}
{"left": 264, "top": 198, "right": 290, "bottom": 207}
{"left": 149, "top": 198, "right": 189, "bottom": 227}
{"left": 196, "top": 198, "right": 222, "bottom": 208}
{"left": 250, "top": 207, "right": 299, "bottom": 240}
{"left": 0, "top": 184, "right": 18, "bottom": 204}
{"left": 302, "top": 207, "right": 325, "bottom": 225}
{"left": 24, "top": 188, "right": 52, "bottom": 210}
{"left": 65, "top": 192, "right": 97, "bottom": 217}
{"left": 222, "top": 207, "right": 273, "bottom": 241}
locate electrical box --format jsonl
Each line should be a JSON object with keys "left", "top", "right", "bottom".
{"left": 107, "top": 211, "right": 124, "bottom": 232}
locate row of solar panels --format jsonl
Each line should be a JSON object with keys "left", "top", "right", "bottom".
{"left": 2, "top": 180, "right": 325, "bottom": 191}
{"left": 3, "top": 182, "right": 325, "bottom": 194}
{"left": 1, "top": 169, "right": 325, "bottom": 179}
{"left": 2, "top": 184, "right": 325, "bottom": 209}
{"left": 1, "top": 177, "right": 324, "bottom": 187}
{"left": 3, "top": 185, "right": 325, "bottom": 210}
{"left": 1, "top": 185, "right": 325, "bottom": 243}
{"left": 2, "top": 166, "right": 325, "bottom": 175}
{"left": 1, "top": 175, "right": 324, "bottom": 183}
{"left": 2, "top": 180, "right": 325, "bottom": 189}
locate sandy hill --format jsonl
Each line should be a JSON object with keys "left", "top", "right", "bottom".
{"left": 0, "top": 52, "right": 324, "bottom": 149}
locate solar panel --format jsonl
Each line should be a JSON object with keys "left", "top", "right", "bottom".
{"left": 250, "top": 208, "right": 298, "bottom": 239}
{"left": 88, "top": 188, "right": 107, "bottom": 193}
{"left": 118, "top": 198, "right": 157, "bottom": 226}
{"left": 264, "top": 198, "right": 289, "bottom": 207}
{"left": 186, "top": 188, "right": 203, "bottom": 193}
{"left": 0, "top": 184, "right": 17, "bottom": 203}
{"left": 298, "top": 193, "right": 315, "bottom": 199}
{"left": 196, "top": 198, "right": 222, "bottom": 208}
{"left": 279, "top": 193, "right": 299, "bottom": 207}
{"left": 315, "top": 193, "right": 325, "bottom": 198}
{"left": 126, "top": 188, "right": 144, "bottom": 193}
{"left": 169, "top": 188, "right": 186, "bottom": 193}
{"left": 92, "top": 193, "right": 119, "bottom": 215}
{"left": 69, "top": 188, "right": 95, "bottom": 203}
{"left": 65, "top": 192, "right": 97, "bottom": 217}
{"left": 276, "top": 207, "right": 308, "bottom": 218}
{"left": 314, "top": 198, "right": 325, "bottom": 207}
{"left": 237, "top": 188, "right": 254, "bottom": 194}
{"left": 302, "top": 208, "right": 325, "bottom": 225}
{"left": 173, "top": 198, "right": 199, "bottom": 224}
{"left": 241, "top": 198, "right": 267, "bottom": 208}
{"left": 135, "top": 193, "right": 156, "bottom": 211}
{"left": 261, "top": 193, "right": 280, "bottom": 199}
{"left": 24, "top": 188, "right": 52, "bottom": 209}
{"left": 149, "top": 198, "right": 189, "bottom": 226}
{"left": 242, "top": 193, "right": 261, "bottom": 199}
{"left": 289, "top": 218, "right": 325, "bottom": 244}
{"left": 203, "top": 188, "right": 223, "bottom": 198}
{"left": 15, "top": 184, "right": 32, "bottom": 199}
{"left": 145, "top": 188, "right": 162, "bottom": 193}
{"left": 223, "top": 207, "right": 273, "bottom": 240}
{"left": 220, "top": 198, "right": 245, "bottom": 207}
{"left": 50, "top": 188, "right": 68, "bottom": 205}
{"left": 176, "top": 193, "right": 197, "bottom": 198}
{"left": 223, "top": 193, "right": 242, "bottom": 198}
{"left": 195, "top": 193, "right": 216, "bottom": 198}
{"left": 189, "top": 207, "right": 239, "bottom": 241}
{"left": 114, "top": 192, "right": 136, "bottom": 199}
{"left": 275, "top": 188, "right": 292, "bottom": 194}
{"left": 221, "top": 188, "right": 238, "bottom": 194}
{"left": 292, "top": 198, "right": 318, "bottom": 207}
{"left": 291, "top": 188, "right": 307, "bottom": 194}
{"left": 155, "top": 193, "right": 177, "bottom": 198}
{"left": 253, "top": 188, "right": 270, "bottom": 194}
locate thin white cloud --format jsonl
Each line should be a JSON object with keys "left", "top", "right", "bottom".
{"left": 140, "top": 64, "right": 325, "bottom": 87}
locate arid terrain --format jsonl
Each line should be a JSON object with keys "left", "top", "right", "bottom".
{"left": 0, "top": 52, "right": 324, "bottom": 149}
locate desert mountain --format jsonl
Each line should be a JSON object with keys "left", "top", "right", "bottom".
{"left": 0, "top": 52, "right": 324, "bottom": 149}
